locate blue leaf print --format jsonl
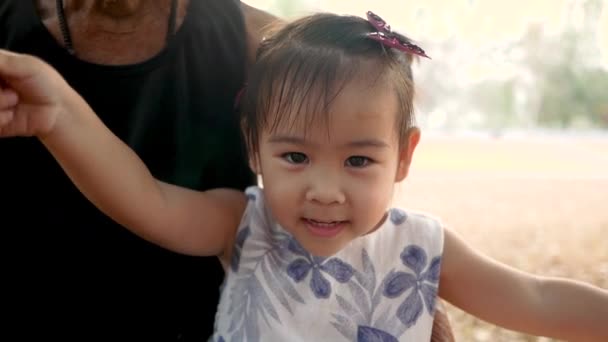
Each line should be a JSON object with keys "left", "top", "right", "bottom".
{"left": 336, "top": 294, "right": 360, "bottom": 317}
{"left": 400, "top": 245, "right": 427, "bottom": 275}
{"left": 261, "top": 256, "right": 294, "bottom": 315}
{"left": 245, "top": 309, "right": 260, "bottom": 342}
{"left": 244, "top": 239, "right": 271, "bottom": 252}
{"left": 360, "top": 249, "right": 377, "bottom": 295}
{"left": 373, "top": 308, "right": 391, "bottom": 331}
{"left": 420, "top": 283, "right": 438, "bottom": 315}
{"left": 371, "top": 274, "right": 388, "bottom": 311}
{"left": 389, "top": 208, "right": 407, "bottom": 225}
{"left": 228, "top": 287, "right": 247, "bottom": 320}
{"left": 332, "top": 314, "right": 357, "bottom": 340}
{"left": 257, "top": 306, "right": 272, "bottom": 331}
{"left": 322, "top": 258, "right": 355, "bottom": 283}
{"left": 330, "top": 249, "right": 390, "bottom": 340}
{"left": 225, "top": 223, "right": 293, "bottom": 339}
{"left": 287, "top": 258, "right": 311, "bottom": 282}
{"left": 332, "top": 313, "right": 351, "bottom": 326}
{"left": 383, "top": 271, "right": 417, "bottom": 298}
{"left": 396, "top": 290, "right": 423, "bottom": 328}
{"left": 267, "top": 254, "right": 305, "bottom": 304}
{"left": 250, "top": 276, "right": 281, "bottom": 322}
{"left": 348, "top": 281, "right": 370, "bottom": 322}
{"left": 357, "top": 325, "right": 399, "bottom": 342}
{"left": 382, "top": 245, "right": 442, "bottom": 331}
{"left": 375, "top": 306, "right": 406, "bottom": 338}
{"left": 310, "top": 268, "right": 331, "bottom": 298}
{"left": 422, "top": 256, "right": 442, "bottom": 283}
{"left": 272, "top": 248, "right": 291, "bottom": 266}
{"left": 231, "top": 226, "right": 251, "bottom": 272}
{"left": 285, "top": 249, "right": 354, "bottom": 299}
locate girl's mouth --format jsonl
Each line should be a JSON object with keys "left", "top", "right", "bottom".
{"left": 302, "top": 218, "right": 347, "bottom": 238}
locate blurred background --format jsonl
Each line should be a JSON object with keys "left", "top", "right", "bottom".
{"left": 245, "top": 1, "right": 608, "bottom": 341}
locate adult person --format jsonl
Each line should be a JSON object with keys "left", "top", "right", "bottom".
{"left": 0, "top": 0, "right": 275, "bottom": 340}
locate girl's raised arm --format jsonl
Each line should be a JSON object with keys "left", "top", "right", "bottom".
{"left": 0, "top": 50, "right": 246, "bottom": 259}
{"left": 439, "top": 227, "right": 608, "bottom": 341}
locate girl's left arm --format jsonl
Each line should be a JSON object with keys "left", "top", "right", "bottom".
{"left": 439, "top": 227, "right": 608, "bottom": 341}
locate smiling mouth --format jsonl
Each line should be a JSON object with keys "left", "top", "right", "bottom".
{"left": 303, "top": 218, "right": 347, "bottom": 226}
{"left": 302, "top": 218, "right": 348, "bottom": 237}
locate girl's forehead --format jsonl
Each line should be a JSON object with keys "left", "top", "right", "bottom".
{"left": 264, "top": 78, "right": 400, "bottom": 142}
{"left": 269, "top": 74, "right": 397, "bottom": 121}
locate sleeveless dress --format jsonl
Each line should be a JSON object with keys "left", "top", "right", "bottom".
{"left": 213, "top": 186, "right": 444, "bottom": 341}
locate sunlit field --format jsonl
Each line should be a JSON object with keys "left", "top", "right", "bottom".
{"left": 394, "top": 134, "right": 608, "bottom": 341}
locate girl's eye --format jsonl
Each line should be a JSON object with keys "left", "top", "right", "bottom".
{"left": 345, "top": 156, "right": 371, "bottom": 168}
{"left": 282, "top": 152, "right": 309, "bottom": 164}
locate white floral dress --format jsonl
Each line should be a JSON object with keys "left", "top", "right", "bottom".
{"left": 211, "top": 186, "right": 444, "bottom": 342}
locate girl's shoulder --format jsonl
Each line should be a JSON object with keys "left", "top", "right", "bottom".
{"left": 386, "top": 207, "right": 444, "bottom": 235}
{"left": 238, "top": 185, "right": 276, "bottom": 232}
{"left": 381, "top": 207, "right": 445, "bottom": 258}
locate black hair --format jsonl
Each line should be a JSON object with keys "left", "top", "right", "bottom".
{"left": 240, "top": 12, "right": 417, "bottom": 155}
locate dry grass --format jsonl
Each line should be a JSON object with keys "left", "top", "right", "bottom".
{"left": 392, "top": 134, "right": 608, "bottom": 341}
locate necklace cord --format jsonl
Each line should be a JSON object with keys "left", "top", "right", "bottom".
{"left": 56, "top": 0, "right": 75, "bottom": 55}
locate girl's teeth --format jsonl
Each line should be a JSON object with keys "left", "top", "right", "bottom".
{"left": 309, "top": 219, "right": 339, "bottom": 227}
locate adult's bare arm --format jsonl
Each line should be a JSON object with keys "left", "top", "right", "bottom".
{"left": 241, "top": 2, "right": 283, "bottom": 66}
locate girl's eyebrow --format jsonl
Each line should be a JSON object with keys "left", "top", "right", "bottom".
{"left": 268, "top": 135, "right": 309, "bottom": 145}
{"left": 346, "top": 139, "right": 390, "bottom": 149}
{"left": 268, "top": 136, "right": 389, "bottom": 149}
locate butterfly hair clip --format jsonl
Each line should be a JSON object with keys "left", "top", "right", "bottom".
{"left": 366, "top": 11, "right": 430, "bottom": 59}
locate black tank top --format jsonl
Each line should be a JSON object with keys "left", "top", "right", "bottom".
{"left": 0, "top": 0, "right": 254, "bottom": 340}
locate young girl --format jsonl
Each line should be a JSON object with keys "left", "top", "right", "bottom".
{"left": 0, "top": 11, "right": 606, "bottom": 342}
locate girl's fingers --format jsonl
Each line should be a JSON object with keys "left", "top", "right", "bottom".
{"left": 0, "top": 108, "right": 15, "bottom": 126}
{"left": 0, "top": 50, "right": 40, "bottom": 80}
{"left": 0, "top": 88, "right": 18, "bottom": 109}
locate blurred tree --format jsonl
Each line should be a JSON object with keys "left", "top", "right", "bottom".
{"left": 485, "top": 0, "right": 608, "bottom": 129}
{"left": 526, "top": 0, "right": 608, "bottom": 129}
{"left": 471, "top": 80, "right": 516, "bottom": 131}
{"left": 537, "top": 65, "right": 608, "bottom": 128}
{"left": 260, "top": 0, "right": 608, "bottom": 130}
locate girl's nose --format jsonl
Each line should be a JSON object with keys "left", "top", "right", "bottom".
{"left": 305, "top": 176, "right": 346, "bottom": 205}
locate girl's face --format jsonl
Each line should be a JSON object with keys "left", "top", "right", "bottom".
{"left": 252, "top": 76, "right": 420, "bottom": 257}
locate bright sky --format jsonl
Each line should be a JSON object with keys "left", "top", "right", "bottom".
{"left": 245, "top": 0, "right": 608, "bottom": 68}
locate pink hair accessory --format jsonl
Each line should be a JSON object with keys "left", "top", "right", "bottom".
{"left": 366, "top": 11, "right": 430, "bottom": 59}
{"left": 234, "top": 84, "right": 247, "bottom": 110}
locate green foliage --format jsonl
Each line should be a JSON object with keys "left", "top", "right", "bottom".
{"left": 506, "top": 0, "right": 607, "bottom": 129}
{"left": 471, "top": 80, "right": 516, "bottom": 130}
{"left": 538, "top": 66, "right": 608, "bottom": 128}
{"left": 470, "top": 7, "right": 608, "bottom": 130}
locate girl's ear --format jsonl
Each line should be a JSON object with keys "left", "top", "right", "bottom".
{"left": 395, "top": 127, "right": 421, "bottom": 182}
{"left": 249, "top": 154, "right": 261, "bottom": 174}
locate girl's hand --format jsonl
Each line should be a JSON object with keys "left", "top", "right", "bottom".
{"left": 0, "top": 49, "right": 68, "bottom": 138}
